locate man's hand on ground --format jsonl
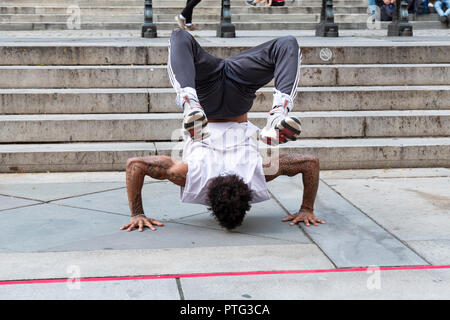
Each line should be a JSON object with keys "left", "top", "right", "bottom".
{"left": 282, "top": 209, "right": 325, "bottom": 227}
{"left": 120, "top": 214, "right": 164, "bottom": 232}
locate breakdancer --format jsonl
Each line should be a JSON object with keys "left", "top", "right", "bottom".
{"left": 120, "top": 29, "right": 324, "bottom": 232}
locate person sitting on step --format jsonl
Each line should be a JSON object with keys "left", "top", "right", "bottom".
{"left": 434, "top": 0, "right": 450, "bottom": 25}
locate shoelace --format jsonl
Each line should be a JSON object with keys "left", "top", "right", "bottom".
{"left": 183, "top": 96, "right": 203, "bottom": 111}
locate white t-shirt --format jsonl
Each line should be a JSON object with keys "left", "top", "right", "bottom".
{"left": 180, "top": 121, "right": 270, "bottom": 205}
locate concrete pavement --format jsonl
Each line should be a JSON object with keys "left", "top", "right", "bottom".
{"left": 0, "top": 168, "right": 448, "bottom": 299}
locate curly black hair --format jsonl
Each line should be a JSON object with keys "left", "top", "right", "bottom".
{"left": 206, "top": 174, "right": 253, "bottom": 230}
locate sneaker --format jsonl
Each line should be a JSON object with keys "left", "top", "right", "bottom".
{"left": 246, "top": 0, "right": 257, "bottom": 6}
{"left": 260, "top": 105, "right": 302, "bottom": 145}
{"left": 439, "top": 15, "right": 448, "bottom": 24}
{"left": 175, "top": 14, "right": 187, "bottom": 30}
{"left": 185, "top": 23, "right": 199, "bottom": 31}
{"left": 182, "top": 96, "right": 210, "bottom": 141}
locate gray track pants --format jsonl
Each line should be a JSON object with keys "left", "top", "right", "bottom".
{"left": 168, "top": 28, "right": 302, "bottom": 119}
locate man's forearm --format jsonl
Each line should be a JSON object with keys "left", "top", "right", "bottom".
{"left": 125, "top": 156, "right": 184, "bottom": 217}
{"left": 126, "top": 160, "right": 147, "bottom": 217}
{"left": 125, "top": 156, "right": 172, "bottom": 217}
{"left": 298, "top": 157, "right": 319, "bottom": 211}
{"left": 278, "top": 154, "right": 320, "bottom": 211}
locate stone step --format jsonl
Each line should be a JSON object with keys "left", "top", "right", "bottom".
{"left": 0, "top": 6, "right": 143, "bottom": 15}
{"left": 0, "top": 0, "right": 366, "bottom": 6}
{"left": 1, "top": 20, "right": 445, "bottom": 31}
{"left": 0, "top": 13, "right": 372, "bottom": 23}
{"left": 0, "top": 21, "right": 361, "bottom": 31}
{"left": 1, "top": 111, "right": 448, "bottom": 143}
{"left": 156, "top": 137, "right": 450, "bottom": 170}
{"left": 1, "top": 137, "right": 448, "bottom": 173}
{"left": 1, "top": 44, "right": 448, "bottom": 65}
{"left": 0, "top": 14, "right": 143, "bottom": 23}
{"left": 0, "top": 64, "right": 448, "bottom": 88}
{"left": 0, "top": 14, "right": 304, "bottom": 23}
{"left": 159, "top": 5, "right": 369, "bottom": 14}
{"left": 1, "top": 86, "right": 449, "bottom": 115}
{"left": 411, "top": 13, "right": 441, "bottom": 21}
{"left": 157, "top": 13, "right": 369, "bottom": 23}
{"left": 0, "top": 5, "right": 369, "bottom": 15}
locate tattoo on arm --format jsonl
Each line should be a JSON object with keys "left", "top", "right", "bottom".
{"left": 147, "top": 158, "right": 186, "bottom": 185}
{"left": 264, "top": 153, "right": 320, "bottom": 211}
{"left": 126, "top": 156, "right": 184, "bottom": 217}
{"left": 126, "top": 161, "right": 147, "bottom": 217}
{"left": 146, "top": 158, "right": 172, "bottom": 179}
{"left": 131, "top": 194, "right": 144, "bottom": 216}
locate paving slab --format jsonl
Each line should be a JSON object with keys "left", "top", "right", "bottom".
{"left": 0, "top": 194, "right": 41, "bottom": 211}
{"left": 0, "top": 171, "right": 128, "bottom": 184}
{"left": 0, "top": 278, "right": 180, "bottom": 300}
{"left": 320, "top": 168, "right": 450, "bottom": 180}
{"left": 407, "top": 240, "right": 450, "bottom": 265}
{"left": 0, "top": 182, "right": 125, "bottom": 202}
{"left": 45, "top": 221, "right": 296, "bottom": 253}
{"left": 54, "top": 181, "right": 207, "bottom": 221}
{"left": 0, "top": 203, "right": 126, "bottom": 253}
{"left": 325, "top": 177, "right": 450, "bottom": 241}
{"left": 180, "top": 268, "right": 450, "bottom": 300}
{"left": 268, "top": 176, "right": 428, "bottom": 267}
{"left": 177, "top": 199, "right": 311, "bottom": 244}
{"left": 0, "top": 244, "right": 334, "bottom": 281}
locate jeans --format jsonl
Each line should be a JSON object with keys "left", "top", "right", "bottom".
{"left": 271, "top": 0, "right": 285, "bottom": 6}
{"left": 181, "top": 0, "right": 202, "bottom": 24}
{"left": 435, "top": 0, "right": 450, "bottom": 16}
{"left": 368, "top": 0, "right": 377, "bottom": 14}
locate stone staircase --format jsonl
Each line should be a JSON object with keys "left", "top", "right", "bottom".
{"left": 0, "top": 41, "right": 449, "bottom": 172}
{"left": 0, "top": 0, "right": 447, "bottom": 31}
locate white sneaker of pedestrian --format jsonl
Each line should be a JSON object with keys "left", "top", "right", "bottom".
{"left": 175, "top": 14, "right": 187, "bottom": 29}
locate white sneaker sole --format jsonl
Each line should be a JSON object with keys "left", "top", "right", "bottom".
{"left": 260, "top": 116, "right": 302, "bottom": 145}
{"left": 184, "top": 110, "right": 210, "bottom": 141}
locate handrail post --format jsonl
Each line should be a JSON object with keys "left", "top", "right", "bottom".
{"left": 387, "top": 0, "right": 413, "bottom": 36}
{"left": 315, "top": 0, "right": 339, "bottom": 37}
{"left": 142, "top": 0, "right": 157, "bottom": 38}
{"left": 217, "top": 0, "right": 235, "bottom": 38}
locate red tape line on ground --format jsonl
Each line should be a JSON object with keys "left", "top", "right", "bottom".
{"left": 1, "top": 265, "right": 449, "bottom": 286}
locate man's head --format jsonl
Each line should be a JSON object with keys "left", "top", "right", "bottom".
{"left": 206, "top": 174, "right": 253, "bottom": 230}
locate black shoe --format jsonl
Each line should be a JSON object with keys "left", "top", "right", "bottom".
{"left": 439, "top": 15, "right": 448, "bottom": 24}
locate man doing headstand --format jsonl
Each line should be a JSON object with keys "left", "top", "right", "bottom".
{"left": 120, "top": 29, "right": 325, "bottom": 232}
